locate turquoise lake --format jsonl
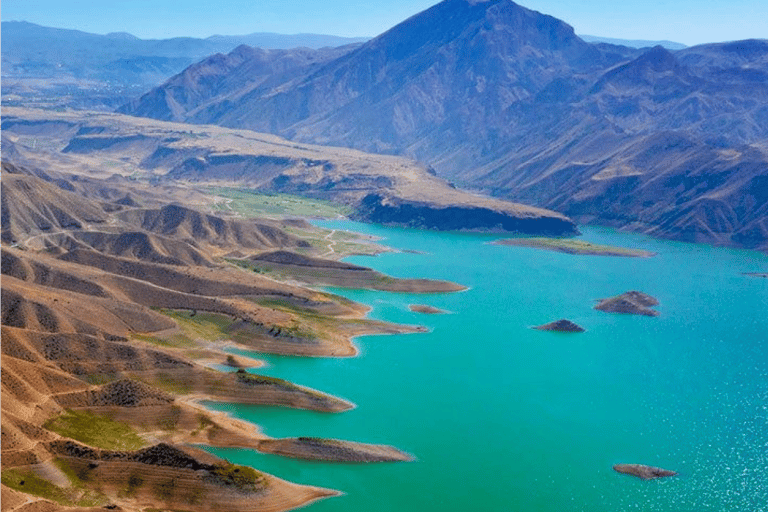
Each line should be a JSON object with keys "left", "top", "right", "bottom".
{"left": 204, "top": 222, "right": 768, "bottom": 511}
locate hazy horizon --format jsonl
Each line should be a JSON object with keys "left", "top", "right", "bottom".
{"left": 3, "top": 0, "right": 767, "bottom": 46}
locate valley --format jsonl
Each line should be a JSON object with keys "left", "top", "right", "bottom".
{"left": 119, "top": 0, "right": 768, "bottom": 251}
{"left": 2, "top": 1, "right": 767, "bottom": 511}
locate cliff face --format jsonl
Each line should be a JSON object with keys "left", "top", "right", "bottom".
{"left": 353, "top": 194, "right": 576, "bottom": 234}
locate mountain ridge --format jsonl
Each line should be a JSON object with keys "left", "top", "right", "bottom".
{"left": 120, "top": 0, "right": 768, "bottom": 250}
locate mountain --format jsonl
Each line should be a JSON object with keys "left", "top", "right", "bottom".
{"left": 121, "top": 0, "right": 633, "bottom": 154}
{"left": 121, "top": 0, "right": 768, "bottom": 250}
{"left": 1, "top": 21, "right": 366, "bottom": 109}
{"left": 120, "top": 44, "right": 356, "bottom": 122}
{"left": 579, "top": 35, "right": 686, "bottom": 50}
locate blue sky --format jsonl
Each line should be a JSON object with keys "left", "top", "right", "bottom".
{"left": 3, "top": 0, "right": 767, "bottom": 46}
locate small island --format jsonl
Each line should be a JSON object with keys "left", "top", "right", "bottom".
{"left": 409, "top": 304, "right": 446, "bottom": 314}
{"left": 595, "top": 291, "right": 660, "bottom": 316}
{"left": 533, "top": 319, "right": 585, "bottom": 332}
{"left": 613, "top": 463, "right": 678, "bottom": 480}
{"left": 494, "top": 237, "right": 656, "bottom": 257}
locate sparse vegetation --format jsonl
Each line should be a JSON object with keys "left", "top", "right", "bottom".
{"left": 157, "top": 405, "right": 183, "bottom": 431}
{"left": 162, "top": 310, "right": 235, "bottom": 342}
{"left": 123, "top": 472, "right": 145, "bottom": 497}
{"left": 191, "top": 414, "right": 218, "bottom": 437}
{"left": 153, "top": 478, "right": 177, "bottom": 500}
{"left": 208, "top": 187, "right": 350, "bottom": 219}
{"left": 44, "top": 410, "right": 146, "bottom": 450}
{"left": 2, "top": 468, "right": 73, "bottom": 504}
{"left": 134, "top": 332, "right": 197, "bottom": 349}
{"left": 151, "top": 374, "right": 193, "bottom": 395}
{"left": 210, "top": 463, "right": 265, "bottom": 491}
{"left": 2, "top": 466, "right": 109, "bottom": 507}
{"left": 235, "top": 369, "right": 291, "bottom": 388}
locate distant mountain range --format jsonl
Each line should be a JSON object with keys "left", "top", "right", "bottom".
{"left": 121, "top": 0, "right": 768, "bottom": 250}
{"left": 578, "top": 35, "right": 686, "bottom": 50}
{"left": 1, "top": 21, "right": 368, "bottom": 108}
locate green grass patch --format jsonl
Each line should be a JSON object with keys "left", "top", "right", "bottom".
{"left": 151, "top": 374, "right": 193, "bottom": 396}
{"left": 1, "top": 466, "right": 109, "bottom": 507}
{"left": 207, "top": 187, "right": 351, "bottom": 219}
{"left": 44, "top": 410, "right": 146, "bottom": 451}
{"left": 83, "top": 373, "right": 118, "bottom": 385}
{"left": 161, "top": 310, "right": 235, "bottom": 343}
{"left": 2, "top": 468, "right": 74, "bottom": 505}
{"left": 210, "top": 463, "right": 265, "bottom": 490}
{"left": 134, "top": 333, "right": 196, "bottom": 349}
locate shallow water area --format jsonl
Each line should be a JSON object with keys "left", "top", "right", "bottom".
{"left": 203, "top": 222, "right": 768, "bottom": 512}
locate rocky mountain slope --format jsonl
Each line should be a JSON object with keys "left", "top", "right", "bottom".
{"left": 3, "top": 107, "right": 576, "bottom": 235}
{"left": 121, "top": 0, "right": 768, "bottom": 250}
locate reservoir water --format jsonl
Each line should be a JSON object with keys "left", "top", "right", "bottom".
{"left": 204, "top": 222, "right": 768, "bottom": 511}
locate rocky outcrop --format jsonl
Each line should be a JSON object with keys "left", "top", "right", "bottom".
{"left": 613, "top": 463, "right": 678, "bottom": 480}
{"left": 533, "top": 319, "right": 585, "bottom": 332}
{"left": 595, "top": 291, "right": 660, "bottom": 316}
{"left": 353, "top": 194, "right": 577, "bottom": 235}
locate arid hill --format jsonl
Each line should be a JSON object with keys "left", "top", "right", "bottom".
{"left": 2, "top": 107, "right": 577, "bottom": 235}
{"left": 0, "top": 161, "right": 451, "bottom": 511}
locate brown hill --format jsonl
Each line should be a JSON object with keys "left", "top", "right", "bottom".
{"left": 118, "top": 203, "right": 310, "bottom": 250}
{"left": 0, "top": 146, "right": 447, "bottom": 511}
{"left": 1, "top": 165, "right": 109, "bottom": 245}
{"left": 3, "top": 106, "right": 577, "bottom": 235}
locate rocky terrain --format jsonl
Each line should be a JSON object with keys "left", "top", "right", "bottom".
{"left": 533, "top": 319, "right": 585, "bottom": 332}
{"left": 613, "top": 463, "right": 678, "bottom": 480}
{"left": 1, "top": 159, "right": 464, "bottom": 511}
{"left": 594, "top": 291, "right": 660, "bottom": 316}
{"left": 2, "top": 107, "right": 576, "bottom": 235}
{"left": 121, "top": 0, "right": 768, "bottom": 251}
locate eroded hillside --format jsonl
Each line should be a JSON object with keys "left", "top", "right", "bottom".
{"left": 1, "top": 107, "right": 576, "bottom": 236}
{"left": 0, "top": 161, "right": 453, "bottom": 512}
